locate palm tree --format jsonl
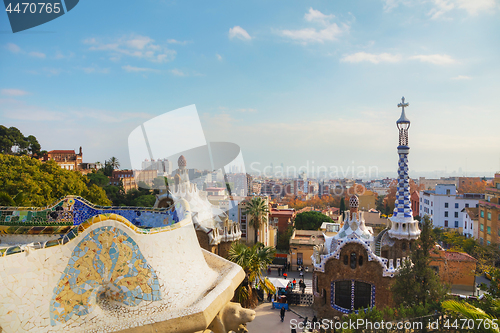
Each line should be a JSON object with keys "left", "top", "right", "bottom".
{"left": 228, "top": 242, "right": 276, "bottom": 308}
{"left": 442, "top": 299, "right": 500, "bottom": 333}
{"left": 108, "top": 157, "right": 120, "bottom": 169}
{"left": 243, "top": 196, "right": 269, "bottom": 244}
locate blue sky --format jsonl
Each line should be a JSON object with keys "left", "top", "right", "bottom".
{"left": 1, "top": 0, "right": 499, "bottom": 177}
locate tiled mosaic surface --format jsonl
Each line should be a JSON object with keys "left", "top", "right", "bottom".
{"left": 50, "top": 226, "right": 161, "bottom": 326}
{"left": 0, "top": 196, "right": 180, "bottom": 230}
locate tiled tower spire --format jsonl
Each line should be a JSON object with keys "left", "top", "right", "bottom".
{"left": 388, "top": 97, "right": 421, "bottom": 240}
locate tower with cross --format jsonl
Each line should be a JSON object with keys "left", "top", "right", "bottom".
{"left": 388, "top": 97, "right": 421, "bottom": 240}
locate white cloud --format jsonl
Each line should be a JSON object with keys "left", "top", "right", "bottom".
{"left": 81, "top": 65, "right": 110, "bottom": 74}
{"left": 451, "top": 75, "right": 472, "bottom": 80}
{"left": 1, "top": 89, "right": 29, "bottom": 96}
{"left": 170, "top": 69, "right": 186, "bottom": 76}
{"left": 216, "top": 53, "right": 222, "bottom": 61}
{"left": 456, "top": 0, "right": 497, "bottom": 15}
{"left": 410, "top": 54, "right": 457, "bottom": 65}
{"left": 122, "top": 65, "right": 159, "bottom": 73}
{"left": 55, "top": 51, "right": 75, "bottom": 60}
{"left": 6, "top": 43, "right": 21, "bottom": 53}
{"left": 29, "top": 51, "right": 46, "bottom": 59}
{"left": 236, "top": 108, "right": 257, "bottom": 113}
{"left": 383, "top": 0, "right": 497, "bottom": 18}
{"left": 167, "top": 39, "right": 189, "bottom": 45}
{"left": 341, "top": 52, "right": 402, "bottom": 64}
{"left": 229, "top": 26, "right": 252, "bottom": 40}
{"left": 84, "top": 35, "right": 176, "bottom": 63}
{"left": 304, "top": 7, "right": 335, "bottom": 25}
{"left": 280, "top": 8, "right": 348, "bottom": 44}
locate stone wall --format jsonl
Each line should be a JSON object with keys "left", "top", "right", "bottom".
{"left": 313, "top": 242, "right": 393, "bottom": 318}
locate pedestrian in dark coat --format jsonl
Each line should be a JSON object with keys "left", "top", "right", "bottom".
{"left": 280, "top": 306, "right": 286, "bottom": 322}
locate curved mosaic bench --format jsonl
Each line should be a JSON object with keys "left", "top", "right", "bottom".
{"left": 0, "top": 197, "right": 245, "bottom": 333}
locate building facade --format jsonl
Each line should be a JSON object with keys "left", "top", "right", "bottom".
{"left": 420, "top": 184, "right": 483, "bottom": 231}
{"left": 477, "top": 173, "right": 500, "bottom": 246}
{"left": 40, "top": 148, "right": 83, "bottom": 171}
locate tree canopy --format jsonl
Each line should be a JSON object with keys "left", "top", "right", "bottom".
{"left": 228, "top": 242, "right": 276, "bottom": 308}
{"left": 391, "top": 215, "right": 448, "bottom": 308}
{"left": 0, "top": 126, "right": 42, "bottom": 157}
{"left": 0, "top": 154, "right": 110, "bottom": 206}
{"left": 243, "top": 196, "right": 269, "bottom": 243}
{"left": 294, "top": 210, "right": 333, "bottom": 230}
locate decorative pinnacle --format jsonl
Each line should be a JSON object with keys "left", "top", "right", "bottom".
{"left": 398, "top": 96, "right": 409, "bottom": 111}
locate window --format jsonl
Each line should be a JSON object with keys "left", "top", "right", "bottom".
{"left": 465, "top": 203, "right": 469, "bottom": 208}
{"left": 455, "top": 221, "right": 459, "bottom": 228}
{"left": 455, "top": 212, "right": 459, "bottom": 218}
{"left": 359, "top": 255, "right": 363, "bottom": 266}
{"left": 446, "top": 189, "right": 450, "bottom": 195}
{"left": 445, "top": 203, "right": 449, "bottom": 208}
{"left": 333, "top": 281, "right": 373, "bottom": 311}
{"left": 354, "top": 282, "right": 371, "bottom": 310}
{"left": 445, "top": 211, "right": 448, "bottom": 217}
{"left": 487, "top": 226, "right": 491, "bottom": 235}
{"left": 455, "top": 203, "right": 459, "bottom": 209}
{"left": 480, "top": 238, "right": 484, "bottom": 245}
{"left": 350, "top": 252, "right": 357, "bottom": 269}
{"left": 343, "top": 255, "right": 348, "bottom": 265}
{"left": 480, "top": 224, "right": 484, "bottom": 232}
{"left": 481, "top": 210, "right": 484, "bottom": 218}
{"left": 445, "top": 220, "right": 448, "bottom": 227}
{"left": 488, "top": 212, "right": 491, "bottom": 220}
{"left": 431, "top": 210, "right": 433, "bottom": 214}
{"left": 334, "top": 281, "right": 351, "bottom": 309}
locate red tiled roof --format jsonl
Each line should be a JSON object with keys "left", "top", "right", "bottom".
{"left": 48, "top": 150, "right": 75, "bottom": 154}
{"left": 444, "top": 251, "right": 477, "bottom": 262}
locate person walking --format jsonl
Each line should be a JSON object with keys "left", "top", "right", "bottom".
{"left": 280, "top": 306, "right": 286, "bottom": 322}
{"left": 278, "top": 267, "right": 281, "bottom": 276}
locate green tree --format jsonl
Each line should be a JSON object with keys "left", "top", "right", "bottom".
{"left": 339, "top": 197, "right": 346, "bottom": 217}
{"left": 294, "top": 211, "right": 332, "bottom": 230}
{"left": 391, "top": 215, "right": 448, "bottom": 308}
{"left": 277, "top": 226, "right": 294, "bottom": 251}
{"left": 0, "top": 126, "right": 41, "bottom": 156}
{"left": 243, "top": 197, "right": 269, "bottom": 244}
{"left": 442, "top": 299, "right": 500, "bottom": 333}
{"left": 87, "top": 171, "right": 109, "bottom": 187}
{"left": 108, "top": 156, "right": 120, "bottom": 169}
{"left": 0, "top": 154, "right": 110, "bottom": 206}
{"left": 228, "top": 242, "right": 276, "bottom": 308}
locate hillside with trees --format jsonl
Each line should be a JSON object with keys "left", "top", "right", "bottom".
{"left": 0, "top": 154, "right": 110, "bottom": 206}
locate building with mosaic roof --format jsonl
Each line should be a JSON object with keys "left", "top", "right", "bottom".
{"left": 311, "top": 97, "right": 421, "bottom": 317}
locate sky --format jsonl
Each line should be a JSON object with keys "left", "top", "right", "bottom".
{"left": 1, "top": 0, "right": 499, "bottom": 179}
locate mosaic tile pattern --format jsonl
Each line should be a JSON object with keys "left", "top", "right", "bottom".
{"left": 49, "top": 226, "right": 161, "bottom": 326}
{"left": 0, "top": 196, "right": 180, "bottom": 231}
{"left": 393, "top": 153, "right": 412, "bottom": 218}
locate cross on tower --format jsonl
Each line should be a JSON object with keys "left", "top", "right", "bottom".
{"left": 398, "top": 96, "right": 409, "bottom": 111}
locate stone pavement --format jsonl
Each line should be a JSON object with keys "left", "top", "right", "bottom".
{"left": 246, "top": 302, "right": 303, "bottom": 333}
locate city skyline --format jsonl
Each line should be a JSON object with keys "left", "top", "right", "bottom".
{"left": 1, "top": 1, "right": 499, "bottom": 176}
